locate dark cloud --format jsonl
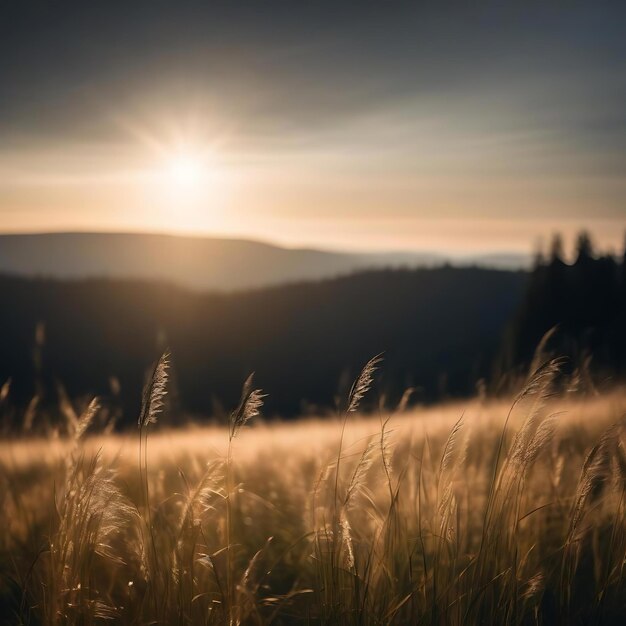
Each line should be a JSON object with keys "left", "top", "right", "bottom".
{"left": 1, "top": 1, "right": 625, "bottom": 150}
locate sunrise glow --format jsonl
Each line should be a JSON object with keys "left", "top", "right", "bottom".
{"left": 166, "top": 154, "right": 204, "bottom": 187}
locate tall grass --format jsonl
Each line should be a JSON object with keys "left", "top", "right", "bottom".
{"left": 1, "top": 355, "right": 626, "bottom": 624}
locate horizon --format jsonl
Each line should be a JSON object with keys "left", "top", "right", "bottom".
{"left": 0, "top": 227, "right": 615, "bottom": 264}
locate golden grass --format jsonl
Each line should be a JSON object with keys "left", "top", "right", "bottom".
{"left": 1, "top": 363, "right": 626, "bottom": 624}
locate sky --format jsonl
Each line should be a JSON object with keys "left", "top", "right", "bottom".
{"left": 0, "top": 1, "right": 625, "bottom": 255}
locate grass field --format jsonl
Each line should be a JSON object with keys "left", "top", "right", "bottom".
{"left": 1, "top": 356, "right": 626, "bottom": 625}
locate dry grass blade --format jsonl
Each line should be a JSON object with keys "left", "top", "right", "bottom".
{"left": 396, "top": 386, "right": 416, "bottom": 413}
{"left": 348, "top": 353, "right": 384, "bottom": 412}
{"left": 380, "top": 418, "right": 395, "bottom": 478}
{"left": 75, "top": 397, "right": 100, "bottom": 441}
{"left": 339, "top": 510, "right": 355, "bottom": 570}
{"left": 230, "top": 373, "right": 266, "bottom": 439}
{"left": 22, "top": 395, "right": 39, "bottom": 432}
{"left": 179, "top": 459, "right": 225, "bottom": 531}
{"left": 138, "top": 352, "right": 169, "bottom": 428}
{"left": 505, "top": 357, "right": 564, "bottom": 469}
{"left": 522, "top": 413, "right": 560, "bottom": 467}
{"left": 345, "top": 437, "right": 377, "bottom": 508}
{"left": 522, "top": 572, "right": 545, "bottom": 600}
{"left": 517, "top": 357, "right": 565, "bottom": 404}
{"left": 529, "top": 325, "right": 559, "bottom": 375}
{"left": 614, "top": 438, "right": 626, "bottom": 490}
{"left": 440, "top": 414, "right": 464, "bottom": 475}
{"left": 569, "top": 425, "right": 619, "bottom": 537}
{"left": 0, "top": 377, "right": 11, "bottom": 404}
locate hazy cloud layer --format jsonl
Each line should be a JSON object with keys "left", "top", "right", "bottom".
{"left": 0, "top": 1, "right": 624, "bottom": 251}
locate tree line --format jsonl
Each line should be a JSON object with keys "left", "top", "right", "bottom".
{"left": 499, "top": 231, "right": 626, "bottom": 385}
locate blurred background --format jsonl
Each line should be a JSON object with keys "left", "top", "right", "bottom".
{"left": 0, "top": 1, "right": 625, "bottom": 428}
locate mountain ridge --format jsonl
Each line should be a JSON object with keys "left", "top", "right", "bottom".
{"left": 0, "top": 231, "right": 530, "bottom": 291}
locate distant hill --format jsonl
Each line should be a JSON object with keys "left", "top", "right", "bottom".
{"left": 0, "top": 232, "right": 530, "bottom": 291}
{"left": 0, "top": 266, "right": 527, "bottom": 423}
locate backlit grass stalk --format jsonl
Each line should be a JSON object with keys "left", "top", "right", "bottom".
{"left": 227, "top": 373, "right": 265, "bottom": 625}
{"left": 137, "top": 352, "right": 169, "bottom": 614}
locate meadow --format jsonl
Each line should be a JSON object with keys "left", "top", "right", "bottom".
{"left": 1, "top": 355, "right": 626, "bottom": 625}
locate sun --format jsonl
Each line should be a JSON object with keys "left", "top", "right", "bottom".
{"left": 144, "top": 141, "right": 221, "bottom": 218}
{"left": 166, "top": 154, "right": 204, "bottom": 187}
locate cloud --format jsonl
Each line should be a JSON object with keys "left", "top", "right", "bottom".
{"left": 0, "top": 1, "right": 624, "bottom": 249}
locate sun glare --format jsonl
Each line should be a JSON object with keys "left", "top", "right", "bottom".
{"left": 148, "top": 145, "right": 226, "bottom": 231}
{"left": 166, "top": 154, "right": 204, "bottom": 187}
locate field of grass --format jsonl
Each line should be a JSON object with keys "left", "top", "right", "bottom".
{"left": 1, "top": 356, "right": 626, "bottom": 625}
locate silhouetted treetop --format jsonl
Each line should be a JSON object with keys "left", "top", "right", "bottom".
{"left": 501, "top": 231, "right": 626, "bottom": 380}
{"left": 549, "top": 233, "right": 565, "bottom": 264}
{"left": 575, "top": 230, "right": 594, "bottom": 264}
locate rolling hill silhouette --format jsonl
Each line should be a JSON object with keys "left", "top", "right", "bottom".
{"left": 0, "top": 232, "right": 529, "bottom": 291}
{"left": 0, "top": 267, "right": 527, "bottom": 423}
